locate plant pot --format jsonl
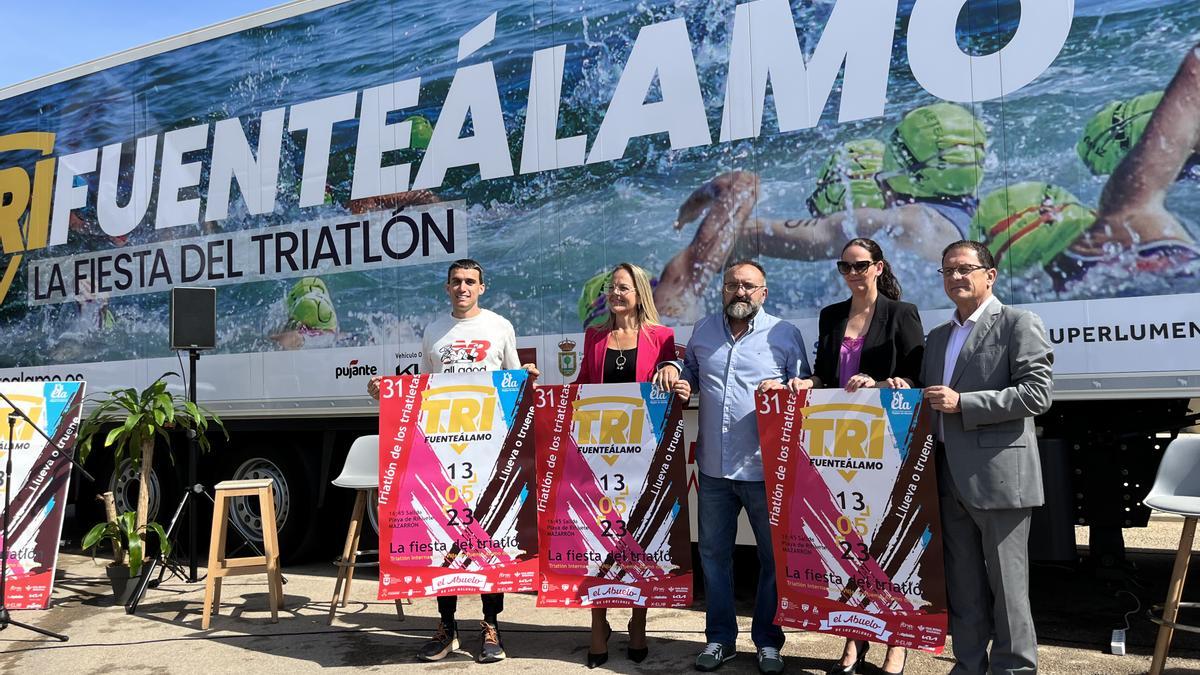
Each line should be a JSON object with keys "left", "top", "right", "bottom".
{"left": 105, "top": 564, "right": 144, "bottom": 605}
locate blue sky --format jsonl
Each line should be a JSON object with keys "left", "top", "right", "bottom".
{"left": 0, "top": 0, "right": 1163, "bottom": 90}
{"left": 1, "top": 1, "right": 288, "bottom": 89}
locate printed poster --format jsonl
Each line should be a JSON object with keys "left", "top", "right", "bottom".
{"left": 535, "top": 383, "right": 692, "bottom": 608}
{"left": 377, "top": 370, "right": 537, "bottom": 599}
{"left": 0, "top": 381, "right": 85, "bottom": 610}
{"left": 756, "top": 388, "right": 946, "bottom": 651}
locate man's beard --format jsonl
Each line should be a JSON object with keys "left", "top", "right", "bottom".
{"left": 725, "top": 298, "right": 760, "bottom": 320}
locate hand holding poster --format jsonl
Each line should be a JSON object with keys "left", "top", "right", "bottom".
{"left": 756, "top": 388, "right": 946, "bottom": 651}
{"left": 0, "top": 381, "right": 84, "bottom": 610}
{"left": 377, "top": 370, "right": 537, "bottom": 599}
{"left": 535, "top": 383, "right": 692, "bottom": 608}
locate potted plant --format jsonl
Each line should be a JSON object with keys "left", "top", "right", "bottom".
{"left": 82, "top": 509, "right": 171, "bottom": 604}
{"left": 78, "top": 372, "right": 227, "bottom": 546}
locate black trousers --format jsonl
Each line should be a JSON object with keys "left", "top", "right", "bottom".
{"left": 438, "top": 593, "right": 504, "bottom": 622}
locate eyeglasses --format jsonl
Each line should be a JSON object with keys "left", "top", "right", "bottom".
{"left": 722, "top": 282, "right": 766, "bottom": 293}
{"left": 936, "top": 264, "right": 989, "bottom": 278}
{"left": 836, "top": 260, "right": 875, "bottom": 276}
{"left": 603, "top": 284, "right": 636, "bottom": 296}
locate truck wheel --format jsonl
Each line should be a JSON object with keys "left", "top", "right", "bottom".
{"left": 67, "top": 450, "right": 181, "bottom": 554}
{"left": 109, "top": 458, "right": 163, "bottom": 522}
{"left": 223, "top": 448, "right": 319, "bottom": 563}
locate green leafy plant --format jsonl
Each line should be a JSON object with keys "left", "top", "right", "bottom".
{"left": 78, "top": 372, "right": 228, "bottom": 540}
{"left": 82, "top": 510, "right": 171, "bottom": 577}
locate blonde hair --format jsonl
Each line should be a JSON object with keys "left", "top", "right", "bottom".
{"left": 604, "top": 262, "right": 661, "bottom": 330}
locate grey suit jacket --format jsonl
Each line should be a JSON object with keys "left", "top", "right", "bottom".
{"left": 921, "top": 299, "right": 1054, "bottom": 510}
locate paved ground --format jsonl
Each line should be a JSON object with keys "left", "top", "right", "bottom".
{"left": 2, "top": 517, "right": 1199, "bottom": 674}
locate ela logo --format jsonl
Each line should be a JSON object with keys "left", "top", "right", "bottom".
{"left": 890, "top": 390, "right": 913, "bottom": 411}
{"left": 499, "top": 371, "right": 520, "bottom": 392}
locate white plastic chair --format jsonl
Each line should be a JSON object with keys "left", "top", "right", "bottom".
{"left": 327, "top": 435, "right": 405, "bottom": 623}
{"left": 1147, "top": 435, "right": 1200, "bottom": 674}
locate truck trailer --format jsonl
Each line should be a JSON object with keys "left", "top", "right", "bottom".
{"left": 0, "top": 0, "right": 1197, "bottom": 563}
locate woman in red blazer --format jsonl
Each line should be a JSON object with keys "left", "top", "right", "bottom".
{"left": 574, "top": 262, "right": 676, "bottom": 668}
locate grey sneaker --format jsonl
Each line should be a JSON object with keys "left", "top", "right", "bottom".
{"left": 757, "top": 646, "right": 785, "bottom": 674}
{"left": 417, "top": 620, "right": 458, "bottom": 661}
{"left": 477, "top": 620, "right": 506, "bottom": 663}
{"left": 696, "top": 642, "right": 736, "bottom": 671}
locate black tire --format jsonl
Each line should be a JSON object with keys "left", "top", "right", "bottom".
{"left": 69, "top": 440, "right": 181, "bottom": 550}
{"left": 218, "top": 440, "right": 321, "bottom": 564}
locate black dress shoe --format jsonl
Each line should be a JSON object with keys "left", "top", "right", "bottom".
{"left": 586, "top": 623, "right": 612, "bottom": 669}
{"left": 827, "top": 640, "right": 868, "bottom": 675}
{"left": 627, "top": 621, "right": 648, "bottom": 662}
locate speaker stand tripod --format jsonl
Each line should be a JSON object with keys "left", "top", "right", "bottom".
{"left": 125, "top": 478, "right": 209, "bottom": 615}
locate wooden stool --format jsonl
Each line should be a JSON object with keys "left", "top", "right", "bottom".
{"left": 327, "top": 488, "right": 406, "bottom": 623}
{"left": 202, "top": 479, "right": 284, "bottom": 629}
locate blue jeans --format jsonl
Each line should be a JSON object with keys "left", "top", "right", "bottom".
{"left": 697, "top": 471, "right": 784, "bottom": 650}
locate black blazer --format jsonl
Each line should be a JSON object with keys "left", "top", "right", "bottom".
{"left": 813, "top": 295, "right": 925, "bottom": 387}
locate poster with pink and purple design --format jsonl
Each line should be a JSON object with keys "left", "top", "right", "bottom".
{"left": 377, "top": 370, "right": 537, "bottom": 599}
{"left": 0, "top": 381, "right": 84, "bottom": 610}
{"left": 756, "top": 388, "right": 947, "bottom": 652}
{"left": 534, "top": 383, "right": 691, "bottom": 608}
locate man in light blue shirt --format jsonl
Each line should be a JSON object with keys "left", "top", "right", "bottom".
{"left": 654, "top": 260, "right": 810, "bottom": 674}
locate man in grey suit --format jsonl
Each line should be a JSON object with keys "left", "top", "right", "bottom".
{"left": 922, "top": 240, "right": 1054, "bottom": 675}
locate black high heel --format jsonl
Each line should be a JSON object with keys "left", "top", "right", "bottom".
{"left": 586, "top": 623, "right": 612, "bottom": 669}
{"left": 626, "top": 620, "right": 648, "bottom": 663}
{"left": 826, "top": 640, "right": 868, "bottom": 675}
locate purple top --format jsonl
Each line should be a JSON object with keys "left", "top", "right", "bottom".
{"left": 837, "top": 336, "right": 866, "bottom": 388}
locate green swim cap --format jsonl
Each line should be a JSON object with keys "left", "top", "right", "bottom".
{"left": 286, "top": 277, "right": 329, "bottom": 309}
{"left": 286, "top": 277, "right": 337, "bottom": 331}
{"left": 289, "top": 294, "right": 338, "bottom": 331}
{"left": 1076, "top": 91, "right": 1163, "bottom": 176}
{"left": 577, "top": 270, "right": 612, "bottom": 329}
{"left": 408, "top": 115, "right": 433, "bottom": 150}
{"left": 969, "top": 182, "right": 1095, "bottom": 272}
{"left": 808, "top": 139, "right": 886, "bottom": 216}
{"left": 883, "top": 103, "right": 987, "bottom": 198}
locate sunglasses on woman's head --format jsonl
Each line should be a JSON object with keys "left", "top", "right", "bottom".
{"left": 836, "top": 260, "right": 874, "bottom": 275}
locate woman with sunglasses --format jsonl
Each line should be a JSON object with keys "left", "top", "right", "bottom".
{"left": 765, "top": 238, "right": 923, "bottom": 675}
{"left": 573, "top": 262, "right": 677, "bottom": 668}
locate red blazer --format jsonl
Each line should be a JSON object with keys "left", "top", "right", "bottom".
{"left": 574, "top": 324, "right": 676, "bottom": 384}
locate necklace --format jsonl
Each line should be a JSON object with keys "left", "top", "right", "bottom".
{"left": 611, "top": 327, "right": 635, "bottom": 370}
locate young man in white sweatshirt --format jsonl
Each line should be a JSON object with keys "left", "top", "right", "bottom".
{"left": 368, "top": 258, "right": 538, "bottom": 663}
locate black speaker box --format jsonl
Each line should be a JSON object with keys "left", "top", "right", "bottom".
{"left": 170, "top": 287, "right": 216, "bottom": 350}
